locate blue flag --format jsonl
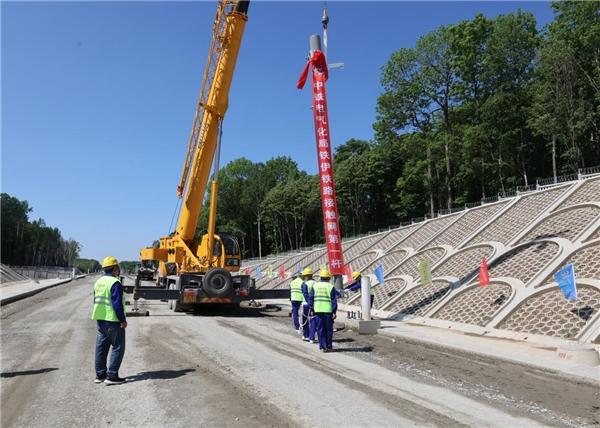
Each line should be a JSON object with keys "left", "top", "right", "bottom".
{"left": 255, "top": 266, "right": 262, "bottom": 278}
{"left": 554, "top": 263, "right": 577, "bottom": 301}
{"left": 374, "top": 264, "right": 385, "bottom": 285}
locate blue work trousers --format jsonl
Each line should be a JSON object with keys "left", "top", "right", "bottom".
{"left": 291, "top": 301, "right": 302, "bottom": 330}
{"left": 315, "top": 313, "right": 334, "bottom": 350}
{"left": 95, "top": 321, "right": 126, "bottom": 378}
{"left": 302, "top": 304, "right": 319, "bottom": 340}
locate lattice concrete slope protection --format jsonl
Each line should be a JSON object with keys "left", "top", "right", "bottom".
{"left": 341, "top": 176, "right": 600, "bottom": 344}
{"left": 241, "top": 175, "right": 600, "bottom": 343}
{"left": 259, "top": 236, "right": 369, "bottom": 290}
{"left": 433, "top": 281, "right": 513, "bottom": 327}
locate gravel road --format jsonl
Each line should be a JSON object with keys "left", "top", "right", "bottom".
{"left": 1, "top": 277, "right": 597, "bottom": 427}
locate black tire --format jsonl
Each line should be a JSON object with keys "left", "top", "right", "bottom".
{"left": 203, "top": 268, "right": 233, "bottom": 297}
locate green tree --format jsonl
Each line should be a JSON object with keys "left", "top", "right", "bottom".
{"left": 0, "top": 193, "right": 31, "bottom": 264}
{"left": 75, "top": 258, "right": 101, "bottom": 273}
{"left": 530, "top": 1, "right": 600, "bottom": 172}
{"left": 376, "top": 25, "right": 458, "bottom": 214}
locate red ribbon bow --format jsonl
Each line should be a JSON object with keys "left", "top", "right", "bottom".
{"left": 296, "top": 50, "right": 328, "bottom": 90}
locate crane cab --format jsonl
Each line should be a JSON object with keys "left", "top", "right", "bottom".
{"left": 197, "top": 233, "right": 241, "bottom": 273}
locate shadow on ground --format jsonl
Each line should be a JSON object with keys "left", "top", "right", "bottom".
{"left": 1, "top": 367, "right": 58, "bottom": 378}
{"left": 330, "top": 346, "right": 373, "bottom": 353}
{"left": 191, "top": 305, "right": 282, "bottom": 318}
{"left": 126, "top": 368, "right": 196, "bottom": 383}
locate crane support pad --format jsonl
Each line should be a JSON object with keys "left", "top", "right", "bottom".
{"left": 248, "top": 289, "right": 291, "bottom": 300}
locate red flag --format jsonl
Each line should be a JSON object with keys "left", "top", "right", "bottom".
{"left": 479, "top": 257, "right": 490, "bottom": 286}
{"left": 278, "top": 265, "right": 286, "bottom": 279}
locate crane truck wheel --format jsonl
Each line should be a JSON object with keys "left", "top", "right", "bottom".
{"left": 203, "top": 268, "right": 233, "bottom": 297}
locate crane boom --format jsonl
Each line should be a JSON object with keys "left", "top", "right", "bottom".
{"left": 177, "top": 0, "right": 248, "bottom": 241}
{"left": 140, "top": 0, "right": 249, "bottom": 274}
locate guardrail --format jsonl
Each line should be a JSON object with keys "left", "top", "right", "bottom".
{"left": 498, "top": 189, "right": 517, "bottom": 199}
{"left": 438, "top": 206, "right": 466, "bottom": 216}
{"left": 481, "top": 195, "right": 499, "bottom": 204}
{"left": 536, "top": 173, "right": 578, "bottom": 190}
{"left": 516, "top": 184, "right": 537, "bottom": 194}
{"left": 579, "top": 165, "right": 600, "bottom": 178}
{"left": 465, "top": 201, "right": 482, "bottom": 209}
{"left": 9, "top": 266, "right": 75, "bottom": 281}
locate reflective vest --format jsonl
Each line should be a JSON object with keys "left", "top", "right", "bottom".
{"left": 91, "top": 276, "right": 124, "bottom": 322}
{"left": 302, "top": 279, "right": 316, "bottom": 304}
{"left": 313, "top": 281, "right": 334, "bottom": 313}
{"left": 289, "top": 277, "right": 304, "bottom": 302}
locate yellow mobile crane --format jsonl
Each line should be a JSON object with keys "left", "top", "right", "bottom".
{"left": 132, "top": 0, "right": 288, "bottom": 311}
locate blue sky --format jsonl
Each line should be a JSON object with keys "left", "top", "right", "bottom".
{"left": 2, "top": 1, "right": 555, "bottom": 261}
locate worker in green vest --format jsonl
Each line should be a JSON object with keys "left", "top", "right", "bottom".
{"left": 300, "top": 267, "right": 317, "bottom": 342}
{"left": 91, "top": 256, "right": 127, "bottom": 385}
{"left": 289, "top": 271, "right": 304, "bottom": 334}
{"left": 309, "top": 268, "right": 337, "bottom": 352}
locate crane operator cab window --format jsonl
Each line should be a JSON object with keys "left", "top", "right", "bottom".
{"left": 213, "top": 238, "right": 222, "bottom": 257}
{"left": 221, "top": 234, "right": 240, "bottom": 268}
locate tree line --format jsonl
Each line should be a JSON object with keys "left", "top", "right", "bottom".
{"left": 375, "top": 1, "right": 599, "bottom": 217}
{"left": 198, "top": 2, "right": 599, "bottom": 260}
{"left": 1, "top": 193, "right": 82, "bottom": 267}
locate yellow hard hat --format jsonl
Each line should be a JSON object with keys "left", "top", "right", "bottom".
{"left": 102, "top": 256, "right": 119, "bottom": 269}
{"left": 319, "top": 268, "right": 331, "bottom": 279}
{"left": 352, "top": 271, "right": 361, "bottom": 281}
{"left": 301, "top": 267, "right": 313, "bottom": 276}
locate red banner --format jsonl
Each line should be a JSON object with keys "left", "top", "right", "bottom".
{"left": 298, "top": 51, "right": 344, "bottom": 275}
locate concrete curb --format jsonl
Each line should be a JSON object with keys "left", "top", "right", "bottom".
{"left": 0, "top": 275, "right": 87, "bottom": 306}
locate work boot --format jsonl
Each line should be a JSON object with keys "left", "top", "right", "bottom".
{"left": 104, "top": 376, "right": 127, "bottom": 385}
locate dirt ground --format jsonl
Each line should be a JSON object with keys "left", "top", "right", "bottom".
{"left": 1, "top": 278, "right": 598, "bottom": 427}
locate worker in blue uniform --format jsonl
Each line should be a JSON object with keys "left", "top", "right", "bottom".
{"left": 344, "top": 271, "right": 374, "bottom": 308}
{"left": 300, "top": 267, "right": 317, "bottom": 342}
{"left": 309, "top": 268, "right": 337, "bottom": 352}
